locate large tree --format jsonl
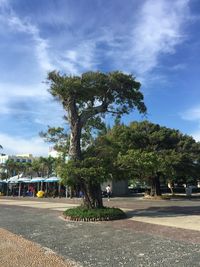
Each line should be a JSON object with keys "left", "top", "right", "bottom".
{"left": 105, "top": 121, "right": 200, "bottom": 196}
{"left": 45, "top": 71, "right": 146, "bottom": 208}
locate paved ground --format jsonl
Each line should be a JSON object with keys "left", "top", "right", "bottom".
{"left": 1, "top": 197, "right": 200, "bottom": 231}
{"left": 0, "top": 228, "right": 77, "bottom": 267}
{"left": 1, "top": 197, "right": 200, "bottom": 266}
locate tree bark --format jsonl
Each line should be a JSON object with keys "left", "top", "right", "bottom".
{"left": 69, "top": 120, "right": 82, "bottom": 160}
{"left": 88, "top": 182, "right": 103, "bottom": 208}
{"left": 67, "top": 97, "right": 104, "bottom": 209}
{"left": 68, "top": 97, "right": 82, "bottom": 160}
{"left": 150, "top": 176, "right": 161, "bottom": 196}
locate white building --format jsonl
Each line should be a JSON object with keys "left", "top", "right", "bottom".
{"left": 48, "top": 147, "right": 69, "bottom": 162}
{"left": 48, "top": 147, "right": 61, "bottom": 158}
{"left": 0, "top": 153, "right": 34, "bottom": 164}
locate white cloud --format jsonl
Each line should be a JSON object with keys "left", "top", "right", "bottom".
{"left": 180, "top": 106, "right": 200, "bottom": 121}
{"left": 0, "top": 0, "right": 194, "bottom": 154}
{"left": 126, "top": 0, "right": 190, "bottom": 76}
{"left": 180, "top": 106, "right": 200, "bottom": 142}
{"left": 0, "top": 133, "right": 49, "bottom": 156}
{"left": 0, "top": 0, "right": 8, "bottom": 8}
{"left": 190, "top": 131, "right": 200, "bottom": 142}
{"left": 170, "top": 63, "right": 187, "bottom": 71}
{"left": 1, "top": 0, "right": 191, "bottom": 80}
{"left": 0, "top": 2, "right": 53, "bottom": 73}
{"left": 0, "top": 82, "right": 47, "bottom": 98}
{"left": 0, "top": 83, "right": 48, "bottom": 115}
{"left": 57, "top": 40, "right": 98, "bottom": 75}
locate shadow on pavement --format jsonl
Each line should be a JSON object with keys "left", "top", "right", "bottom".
{"left": 126, "top": 205, "right": 200, "bottom": 218}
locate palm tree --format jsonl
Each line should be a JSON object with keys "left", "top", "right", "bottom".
{"left": 5, "top": 159, "right": 17, "bottom": 177}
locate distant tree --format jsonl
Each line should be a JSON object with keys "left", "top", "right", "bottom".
{"left": 117, "top": 150, "right": 163, "bottom": 195}
{"left": 43, "top": 71, "right": 146, "bottom": 208}
{"left": 4, "top": 159, "right": 17, "bottom": 177}
{"left": 31, "top": 157, "right": 56, "bottom": 177}
{"left": 107, "top": 121, "right": 200, "bottom": 196}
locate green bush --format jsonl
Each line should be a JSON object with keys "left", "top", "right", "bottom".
{"left": 63, "top": 206, "right": 126, "bottom": 221}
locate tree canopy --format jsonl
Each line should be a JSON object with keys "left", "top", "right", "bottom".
{"left": 43, "top": 71, "right": 147, "bottom": 208}
{"left": 100, "top": 121, "right": 200, "bottom": 195}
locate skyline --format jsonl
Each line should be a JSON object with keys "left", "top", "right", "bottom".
{"left": 0, "top": 0, "right": 200, "bottom": 155}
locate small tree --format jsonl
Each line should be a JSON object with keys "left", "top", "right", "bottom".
{"left": 45, "top": 71, "right": 146, "bottom": 208}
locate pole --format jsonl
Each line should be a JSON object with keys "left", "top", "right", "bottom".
{"left": 65, "top": 186, "right": 68, "bottom": 198}
{"left": 18, "top": 183, "right": 21, "bottom": 197}
{"left": 41, "top": 181, "right": 43, "bottom": 191}
{"left": 58, "top": 183, "right": 61, "bottom": 197}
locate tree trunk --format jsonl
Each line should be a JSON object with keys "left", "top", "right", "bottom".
{"left": 69, "top": 120, "right": 82, "bottom": 160}
{"left": 68, "top": 120, "right": 104, "bottom": 209}
{"left": 67, "top": 99, "right": 104, "bottom": 209}
{"left": 88, "top": 182, "right": 103, "bottom": 208}
{"left": 68, "top": 97, "right": 82, "bottom": 160}
{"left": 150, "top": 176, "right": 161, "bottom": 196}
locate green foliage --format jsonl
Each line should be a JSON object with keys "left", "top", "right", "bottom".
{"left": 105, "top": 120, "right": 200, "bottom": 185}
{"left": 31, "top": 156, "right": 57, "bottom": 177}
{"left": 63, "top": 206, "right": 126, "bottom": 221}
{"left": 47, "top": 71, "right": 146, "bottom": 117}
{"left": 40, "top": 127, "right": 70, "bottom": 155}
{"left": 42, "top": 70, "right": 147, "bottom": 208}
{"left": 57, "top": 157, "right": 108, "bottom": 187}
{"left": 117, "top": 150, "right": 163, "bottom": 180}
{"left": 43, "top": 71, "right": 146, "bottom": 156}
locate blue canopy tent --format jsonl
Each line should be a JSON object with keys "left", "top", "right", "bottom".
{"left": 30, "top": 177, "right": 46, "bottom": 192}
{"left": 6, "top": 176, "right": 32, "bottom": 196}
{"left": 44, "top": 177, "right": 61, "bottom": 197}
{"left": 17, "top": 178, "right": 32, "bottom": 196}
{"left": 0, "top": 180, "right": 7, "bottom": 195}
{"left": 44, "top": 177, "right": 60, "bottom": 182}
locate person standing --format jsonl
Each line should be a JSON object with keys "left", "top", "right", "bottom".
{"left": 106, "top": 185, "right": 111, "bottom": 201}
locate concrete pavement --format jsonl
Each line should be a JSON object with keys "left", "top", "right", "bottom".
{"left": 0, "top": 198, "right": 79, "bottom": 211}
{"left": 0, "top": 228, "right": 79, "bottom": 267}
{"left": 1, "top": 197, "right": 200, "bottom": 231}
{"left": 1, "top": 202, "right": 200, "bottom": 267}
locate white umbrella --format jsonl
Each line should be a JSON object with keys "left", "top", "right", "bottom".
{"left": 7, "top": 174, "right": 24, "bottom": 183}
{"left": 7, "top": 177, "right": 19, "bottom": 184}
{"left": 18, "top": 177, "right": 32, "bottom": 183}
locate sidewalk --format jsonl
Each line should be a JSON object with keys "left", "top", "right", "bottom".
{"left": 1, "top": 197, "right": 200, "bottom": 231}
{"left": 0, "top": 228, "right": 79, "bottom": 267}
{"left": 1, "top": 201, "right": 200, "bottom": 267}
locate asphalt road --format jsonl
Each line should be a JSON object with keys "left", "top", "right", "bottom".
{"left": 1, "top": 201, "right": 200, "bottom": 267}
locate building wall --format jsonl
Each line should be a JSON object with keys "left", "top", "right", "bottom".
{"left": 112, "top": 180, "right": 129, "bottom": 196}
{"left": 0, "top": 154, "right": 34, "bottom": 164}
{"left": 102, "top": 180, "right": 128, "bottom": 196}
{"left": 48, "top": 147, "right": 62, "bottom": 158}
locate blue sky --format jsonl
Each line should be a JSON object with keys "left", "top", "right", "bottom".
{"left": 0, "top": 0, "right": 200, "bottom": 156}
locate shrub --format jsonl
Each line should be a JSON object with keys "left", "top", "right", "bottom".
{"left": 63, "top": 206, "right": 126, "bottom": 221}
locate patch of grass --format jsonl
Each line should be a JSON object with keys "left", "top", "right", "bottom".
{"left": 63, "top": 206, "right": 127, "bottom": 221}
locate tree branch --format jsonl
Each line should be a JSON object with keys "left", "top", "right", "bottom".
{"left": 80, "top": 100, "right": 108, "bottom": 127}
{"left": 67, "top": 96, "right": 79, "bottom": 125}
